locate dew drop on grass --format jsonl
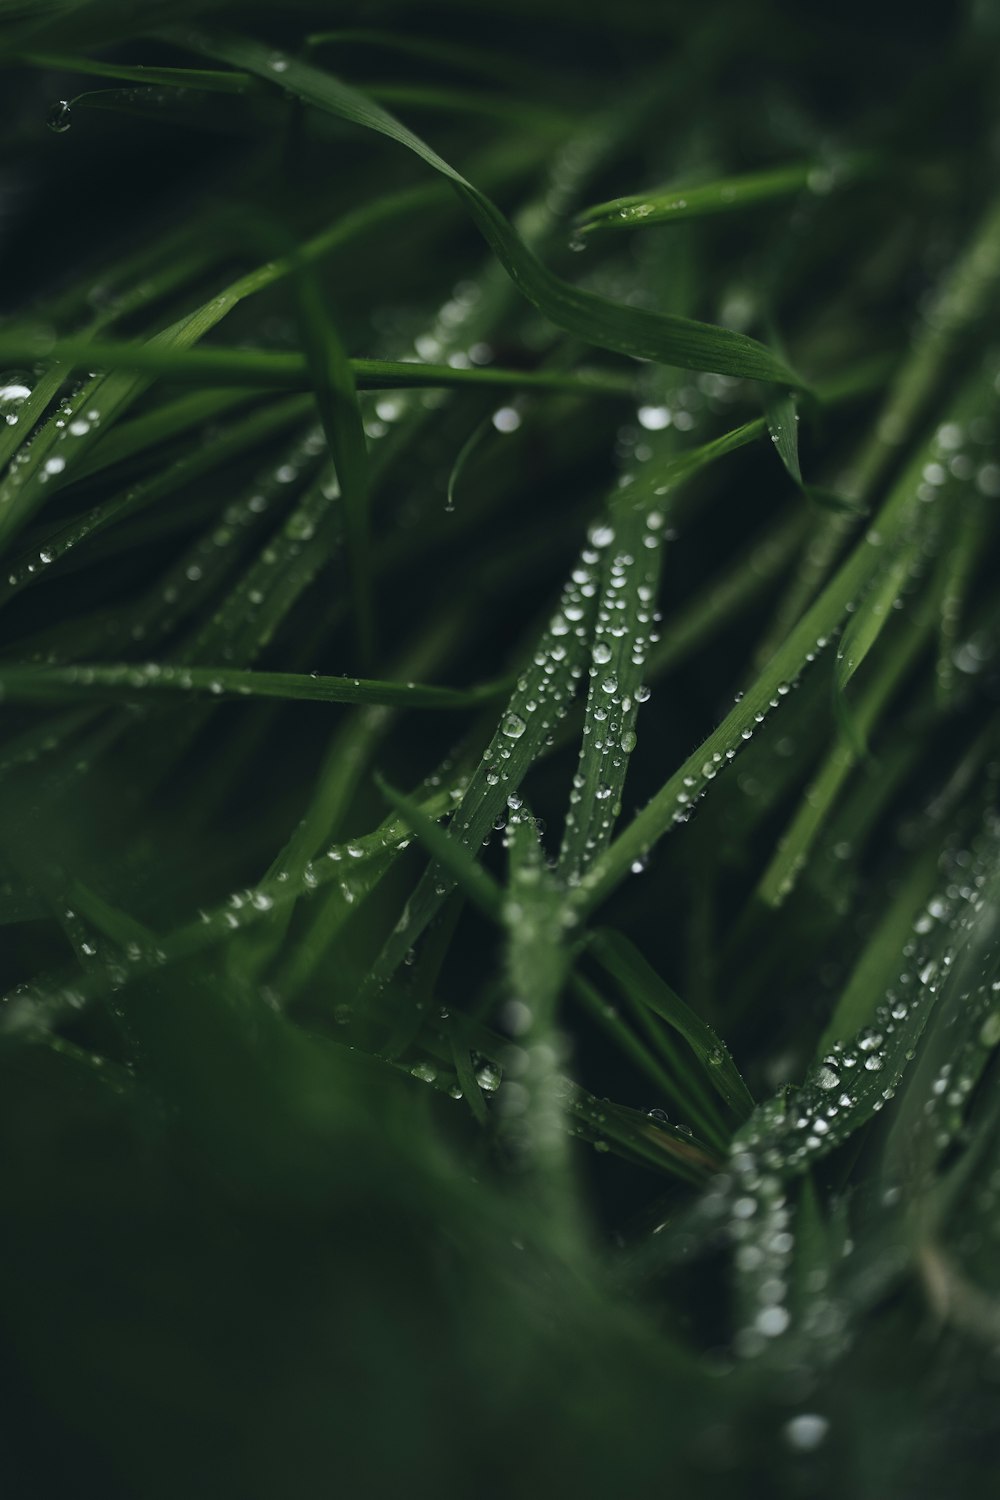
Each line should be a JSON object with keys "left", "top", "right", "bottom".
{"left": 979, "top": 1011, "right": 1000, "bottom": 1048}
{"left": 0, "top": 374, "right": 32, "bottom": 425}
{"left": 755, "top": 1303, "right": 789, "bottom": 1338}
{"left": 502, "top": 712, "right": 526, "bottom": 739}
{"left": 784, "top": 1414, "right": 829, "bottom": 1452}
{"left": 492, "top": 406, "right": 521, "bottom": 433}
{"left": 976, "top": 463, "right": 1000, "bottom": 497}
{"left": 47, "top": 100, "right": 72, "bottom": 132}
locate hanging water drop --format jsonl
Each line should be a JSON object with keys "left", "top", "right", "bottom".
{"left": 47, "top": 100, "right": 72, "bottom": 133}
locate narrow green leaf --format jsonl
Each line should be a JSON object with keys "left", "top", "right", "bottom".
{"left": 0, "top": 661, "right": 506, "bottom": 710}
{"left": 13, "top": 51, "right": 252, "bottom": 90}
{"left": 590, "top": 929, "right": 754, "bottom": 1120}
{"left": 0, "top": 329, "right": 636, "bottom": 398}
{"left": 575, "top": 161, "right": 838, "bottom": 236}
{"left": 289, "top": 255, "right": 374, "bottom": 664}
{"left": 764, "top": 385, "right": 802, "bottom": 486}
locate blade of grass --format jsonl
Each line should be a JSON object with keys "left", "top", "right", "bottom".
{"left": 0, "top": 660, "right": 506, "bottom": 710}
{"left": 575, "top": 160, "right": 866, "bottom": 236}
{"left": 589, "top": 928, "right": 754, "bottom": 1120}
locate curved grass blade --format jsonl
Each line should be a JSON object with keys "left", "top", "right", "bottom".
{"left": 171, "top": 29, "right": 799, "bottom": 386}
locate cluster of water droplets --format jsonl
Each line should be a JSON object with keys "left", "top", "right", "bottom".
{"left": 562, "top": 507, "right": 664, "bottom": 879}
{"left": 476, "top": 547, "right": 599, "bottom": 807}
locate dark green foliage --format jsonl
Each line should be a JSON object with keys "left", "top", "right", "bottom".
{"left": 1, "top": 3, "right": 999, "bottom": 1496}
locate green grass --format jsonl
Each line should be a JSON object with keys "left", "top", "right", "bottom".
{"left": 1, "top": 3, "right": 999, "bottom": 1496}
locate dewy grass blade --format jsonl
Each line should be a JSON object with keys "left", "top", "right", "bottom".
{"left": 763, "top": 385, "right": 802, "bottom": 487}
{"left": 574, "top": 161, "right": 860, "bottom": 236}
{"left": 558, "top": 496, "right": 665, "bottom": 882}
{"left": 0, "top": 785, "right": 456, "bottom": 1038}
{"left": 171, "top": 29, "right": 800, "bottom": 385}
{"left": 0, "top": 330, "right": 637, "bottom": 398}
{"left": 0, "top": 661, "right": 506, "bottom": 710}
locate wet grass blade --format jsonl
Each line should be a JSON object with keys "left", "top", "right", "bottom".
{"left": 0, "top": 661, "right": 506, "bottom": 709}
{"left": 575, "top": 161, "right": 847, "bottom": 236}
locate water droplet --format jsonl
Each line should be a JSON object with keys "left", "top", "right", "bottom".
{"left": 979, "top": 1012, "right": 1000, "bottom": 1048}
{"left": 0, "top": 374, "right": 32, "bottom": 426}
{"left": 47, "top": 100, "right": 72, "bottom": 133}
{"left": 637, "top": 404, "right": 671, "bottom": 431}
{"left": 976, "top": 463, "right": 1000, "bottom": 498}
{"left": 784, "top": 1414, "right": 829, "bottom": 1452}
{"left": 755, "top": 1305, "right": 790, "bottom": 1337}
{"left": 492, "top": 405, "right": 521, "bottom": 434}
{"left": 502, "top": 712, "right": 526, "bottom": 740}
